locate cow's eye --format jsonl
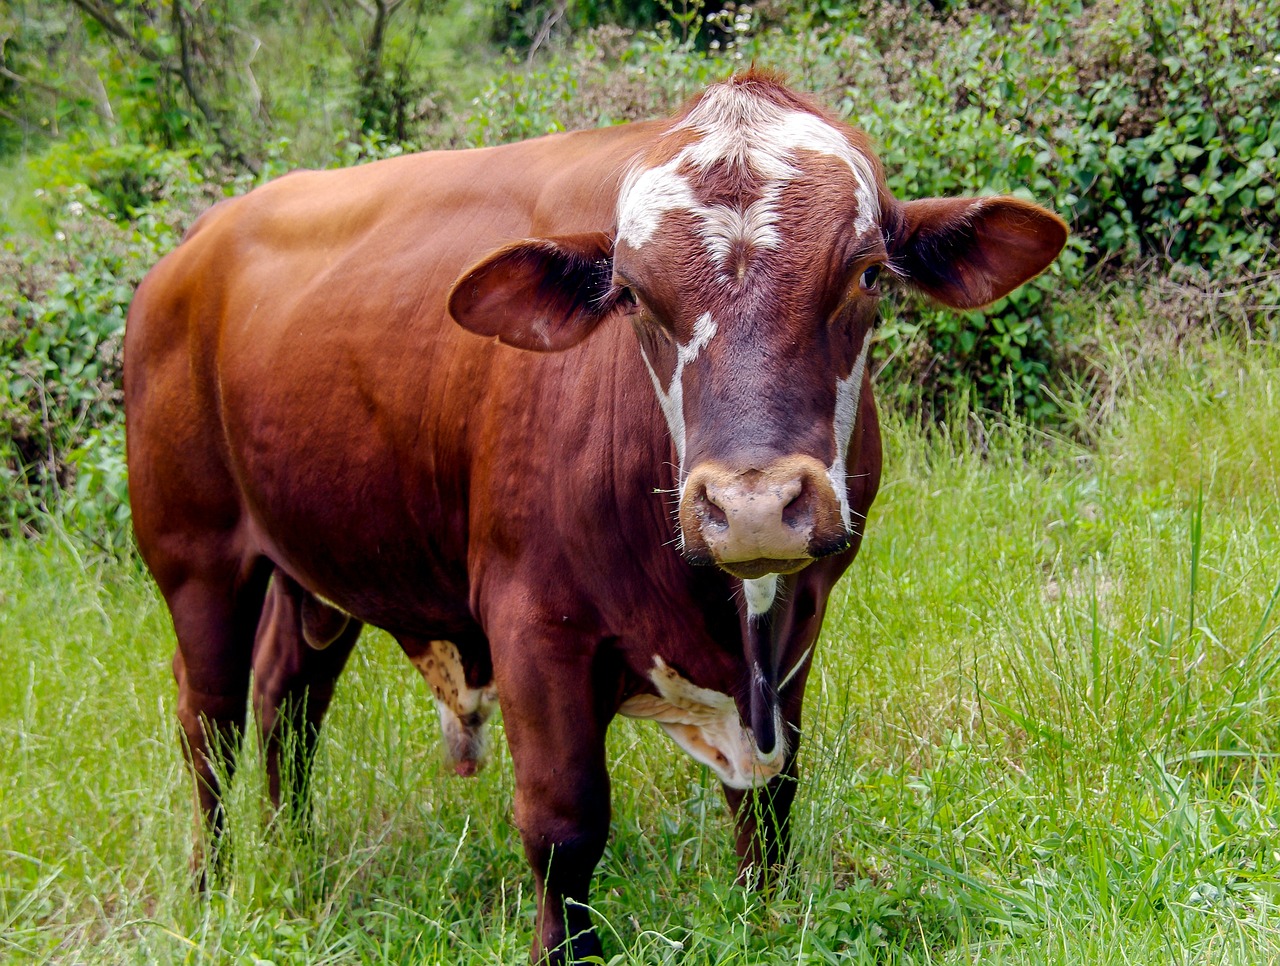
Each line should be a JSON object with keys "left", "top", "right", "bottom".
{"left": 613, "top": 280, "right": 638, "bottom": 309}
{"left": 859, "top": 264, "right": 881, "bottom": 292}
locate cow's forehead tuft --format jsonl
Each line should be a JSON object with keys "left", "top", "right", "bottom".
{"left": 616, "top": 80, "right": 880, "bottom": 258}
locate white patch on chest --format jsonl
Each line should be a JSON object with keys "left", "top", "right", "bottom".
{"left": 618, "top": 655, "right": 785, "bottom": 790}
{"left": 827, "top": 330, "right": 871, "bottom": 530}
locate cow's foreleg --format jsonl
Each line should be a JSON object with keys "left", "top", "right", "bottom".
{"left": 723, "top": 751, "right": 799, "bottom": 888}
{"left": 495, "top": 639, "right": 613, "bottom": 965}
{"left": 252, "top": 570, "right": 361, "bottom": 826}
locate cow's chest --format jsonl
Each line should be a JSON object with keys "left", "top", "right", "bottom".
{"left": 618, "top": 657, "right": 785, "bottom": 789}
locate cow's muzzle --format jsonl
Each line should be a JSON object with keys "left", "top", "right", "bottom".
{"left": 679, "top": 456, "right": 849, "bottom": 577}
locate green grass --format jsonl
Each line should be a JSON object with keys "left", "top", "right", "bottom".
{"left": 3, "top": 345, "right": 1280, "bottom": 964}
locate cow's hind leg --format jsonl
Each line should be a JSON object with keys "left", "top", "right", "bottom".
{"left": 167, "top": 557, "right": 273, "bottom": 879}
{"left": 252, "top": 570, "right": 361, "bottom": 826}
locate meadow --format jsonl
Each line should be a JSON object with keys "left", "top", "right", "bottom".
{"left": 3, "top": 339, "right": 1278, "bottom": 964}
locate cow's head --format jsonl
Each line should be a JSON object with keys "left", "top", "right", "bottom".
{"left": 449, "top": 74, "right": 1066, "bottom": 587}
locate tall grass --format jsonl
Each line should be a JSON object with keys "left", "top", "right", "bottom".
{"left": 2, "top": 347, "right": 1279, "bottom": 963}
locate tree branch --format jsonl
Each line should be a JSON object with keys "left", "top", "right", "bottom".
{"left": 67, "top": 0, "right": 171, "bottom": 66}
{"left": 170, "top": 0, "right": 261, "bottom": 173}
{"left": 0, "top": 63, "right": 72, "bottom": 99}
{"left": 0, "top": 105, "right": 38, "bottom": 134}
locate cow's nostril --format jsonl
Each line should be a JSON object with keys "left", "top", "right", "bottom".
{"left": 697, "top": 485, "right": 729, "bottom": 529}
{"left": 781, "top": 480, "right": 812, "bottom": 529}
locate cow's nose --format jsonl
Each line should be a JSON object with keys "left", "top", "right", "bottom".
{"left": 702, "top": 473, "right": 803, "bottom": 538}
{"left": 679, "top": 456, "right": 849, "bottom": 575}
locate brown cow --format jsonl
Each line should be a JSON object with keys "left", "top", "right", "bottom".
{"left": 125, "top": 71, "right": 1066, "bottom": 963}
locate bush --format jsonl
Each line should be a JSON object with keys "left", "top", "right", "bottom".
{"left": 787, "top": 0, "right": 1279, "bottom": 419}
{"left": 3, "top": 0, "right": 1278, "bottom": 540}
{"left": 0, "top": 188, "right": 186, "bottom": 547}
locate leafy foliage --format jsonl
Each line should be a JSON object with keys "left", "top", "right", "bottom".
{"left": 791, "top": 0, "right": 1278, "bottom": 418}
{"left": 2, "top": 0, "right": 1278, "bottom": 535}
{"left": 0, "top": 190, "right": 184, "bottom": 549}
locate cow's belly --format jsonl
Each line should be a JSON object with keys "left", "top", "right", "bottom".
{"left": 228, "top": 442, "right": 475, "bottom": 637}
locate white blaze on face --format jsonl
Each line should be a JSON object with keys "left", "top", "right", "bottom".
{"left": 639, "top": 310, "right": 718, "bottom": 506}
{"left": 620, "top": 81, "right": 881, "bottom": 515}
{"left": 696, "top": 185, "right": 784, "bottom": 275}
{"left": 827, "top": 330, "right": 872, "bottom": 530}
{"left": 616, "top": 82, "right": 880, "bottom": 268}
{"left": 618, "top": 656, "right": 786, "bottom": 789}
{"left": 617, "top": 156, "right": 699, "bottom": 249}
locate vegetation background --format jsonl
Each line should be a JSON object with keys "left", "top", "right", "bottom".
{"left": 1, "top": 0, "right": 1278, "bottom": 963}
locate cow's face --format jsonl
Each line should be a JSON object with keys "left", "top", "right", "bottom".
{"left": 610, "top": 83, "right": 885, "bottom": 581}
{"left": 449, "top": 76, "right": 1067, "bottom": 585}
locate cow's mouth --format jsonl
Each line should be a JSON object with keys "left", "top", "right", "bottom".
{"left": 719, "top": 557, "right": 812, "bottom": 580}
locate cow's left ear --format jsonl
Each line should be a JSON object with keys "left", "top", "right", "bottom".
{"left": 892, "top": 197, "right": 1068, "bottom": 310}
{"left": 448, "top": 232, "right": 622, "bottom": 352}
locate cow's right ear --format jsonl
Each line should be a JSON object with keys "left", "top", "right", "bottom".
{"left": 448, "top": 232, "right": 623, "bottom": 352}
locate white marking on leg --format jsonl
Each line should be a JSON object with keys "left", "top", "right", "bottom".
{"left": 408, "top": 640, "right": 498, "bottom": 775}
{"left": 743, "top": 574, "right": 778, "bottom": 617}
{"left": 618, "top": 656, "right": 786, "bottom": 790}
{"left": 827, "top": 331, "right": 871, "bottom": 530}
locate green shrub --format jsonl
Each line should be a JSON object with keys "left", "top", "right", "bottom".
{"left": 1072, "top": 0, "right": 1279, "bottom": 267}
{"left": 466, "top": 21, "right": 741, "bottom": 144}
{"left": 3, "top": 0, "right": 1278, "bottom": 542}
{"left": 0, "top": 191, "right": 183, "bottom": 546}
{"left": 804, "top": 0, "right": 1279, "bottom": 419}
{"left": 26, "top": 140, "right": 209, "bottom": 224}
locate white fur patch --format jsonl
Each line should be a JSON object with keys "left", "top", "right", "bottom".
{"left": 743, "top": 574, "right": 778, "bottom": 617}
{"left": 616, "top": 81, "right": 879, "bottom": 276}
{"left": 616, "top": 156, "right": 699, "bottom": 249}
{"left": 696, "top": 185, "right": 783, "bottom": 273}
{"left": 777, "top": 644, "right": 813, "bottom": 692}
{"left": 827, "top": 330, "right": 872, "bottom": 530}
{"left": 639, "top": 310, "right": 718, "bottom": 497}
{"left": 409, "top": 640, "right": 498, "bottom": 771}
{"left": 618, "top": 656, "right": 785, "bottom": 790}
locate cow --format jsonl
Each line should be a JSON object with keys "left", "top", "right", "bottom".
{"left": 124, "top": 70, "right": 1066, "bottom": 963}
